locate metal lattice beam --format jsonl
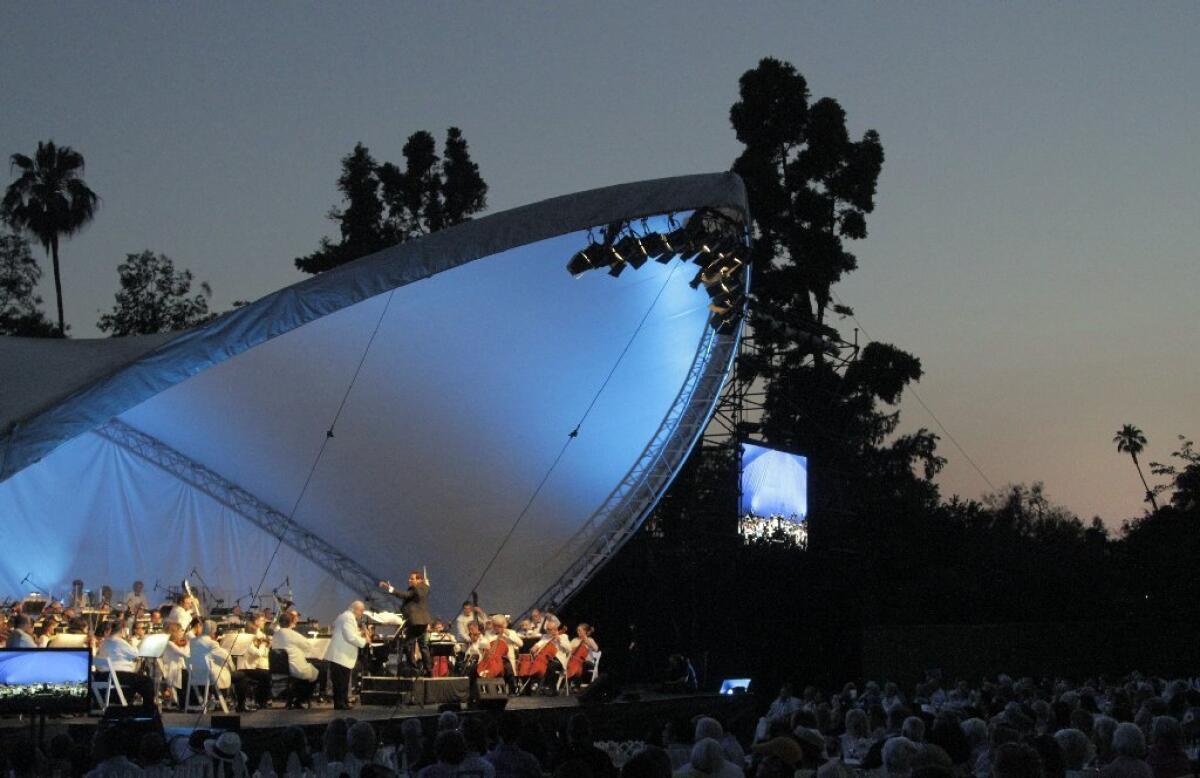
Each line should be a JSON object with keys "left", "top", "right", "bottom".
{"left": 533, "top": 262, "right": 750, "bottom": 611}
{"left": 93, "top": 418, "right": 394, "bottom": 603}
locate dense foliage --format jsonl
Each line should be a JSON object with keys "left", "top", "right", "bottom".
{"left": 96, "top": 251, "right": 213, "bottom": 336}
{"left": 295, "top": 128, "right": 488, "bottom": 274}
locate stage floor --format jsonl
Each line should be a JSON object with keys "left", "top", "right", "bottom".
{"left": 1, "top": 689, "right": 750, "bottom": 736}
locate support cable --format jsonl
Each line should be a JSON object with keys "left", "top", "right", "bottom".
{"left": 830, "top": 290, "right": 996, "bottom": 492}
{"left": 467, "top": 264, "right": 681, "bottom": 598}
{"left": 191, "top": 290, "right": 396, "bottom": 726}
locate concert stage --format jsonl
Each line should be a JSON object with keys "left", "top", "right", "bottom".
{"left": 1, "top": 689, "right": 758, "bottom": 763}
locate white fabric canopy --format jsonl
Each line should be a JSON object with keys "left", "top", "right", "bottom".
{"left": 0, "top": 173, "right": 748, "bottom": 622}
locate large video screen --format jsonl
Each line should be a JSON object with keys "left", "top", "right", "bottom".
{"left": 739, "top": 442, "right": 808, "bottom": 522}
{"left": 0, "top": 648, "right": 91, "bottom": 714}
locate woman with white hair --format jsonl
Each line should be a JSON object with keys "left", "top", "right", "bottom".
{"left": 1099, "top": 722, "right": 1152, "bottom": 778}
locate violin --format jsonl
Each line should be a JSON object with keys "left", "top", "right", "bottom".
{"left": 477, "top": 636, "right": 508, "bottom": 679}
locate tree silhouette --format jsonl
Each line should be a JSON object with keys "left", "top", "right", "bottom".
{"left": 97, "top": 250, "right": 213, "bottom": 336}
{"left": 1, "top": 141, "right": 99, "bottom": 334}
{"left": 296, "top": 129, "right": 487, "bottom": 275}
{"left": 0, "top": 231, "right": 58, "bottom": 337}
{"left": 1114, "top": 423, "right": 1159, "bottom": 512}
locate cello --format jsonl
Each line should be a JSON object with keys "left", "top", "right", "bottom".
{"left": 567, "top": 623, "right": 595, "bottom": 681}
{"left": 477, "top": 635, "right": 508, "bottom": 679}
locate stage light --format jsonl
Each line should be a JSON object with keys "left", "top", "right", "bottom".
{"left": 565, "top": 208, "right": 748, "bottom": 333}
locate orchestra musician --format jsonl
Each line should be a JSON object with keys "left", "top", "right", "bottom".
{"left": 162, "top": 622, "right": 190, "bottom": 708}
{"left": 123, "top": 580, "right": 149, "bottom": 614}
{"left": 480, "top": 614, "right": 522, "bottom": 694}
{"left": 326, "top": 600, "right": 369, "bottom": 710}
{"left": 529, "top": 620, "right": 571, "bottom": 693}
{"left": 379, "top": 570, "right": 432, "bottom": 676}
{"left": 236, "top": 613, "right": 272, "bottom": 709}
{"left": 455, "top": 601, "right": 486, "bottom": 643}
{"left": 167, "top": 592, "right": 198, "bottom": 633}
{"left": 271, "top": 611, "right": 320, "bottom": 709}
{"left": 97, "top": 585, "right": 114, "bottom": 613}
{"left": 95, "top": 621, "right": 157, "bottom": 706}
{"left": 34, "top": 617, "right": 59, "bottom": 647}
{"left": 567, "top": 623, "right": 599, "bottom": 685}
{"left": 462, "top": 621, "right": 488, "bottom": 670}
{"left": 192, "top": 620, "right": 254, "bottom": 712}
{"left": 6, "top": 615, "right": 36, "bottom": 648}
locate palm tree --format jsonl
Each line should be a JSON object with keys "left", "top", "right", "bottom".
{"left": 2, "top": 141, "right": 100, "bottom": 333}
{"left": 1114, "top": 423, "right": 1159, "bottom": 512}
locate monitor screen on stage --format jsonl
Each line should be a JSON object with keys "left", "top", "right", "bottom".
{"left": 739, "top": 443, "right": 808, "bottom": 522}
{"left": 0, "top": 648, "right": 91, "bottom": 714}
{"left": 719, "top": 678, "right": 751, "bottom": 695}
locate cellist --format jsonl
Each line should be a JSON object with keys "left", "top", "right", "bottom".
{"left": 528, "top": 620, "right": 571, "bottom": 693}
{"left": 567, "top": 623, "right": 599, "bottom": 686}
{"left": 479, "top": 614, "right": 522, "bottom": 694}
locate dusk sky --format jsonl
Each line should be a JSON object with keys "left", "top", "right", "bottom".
{"left": 2, "top": 3, "right": 1196, "bottom": 525}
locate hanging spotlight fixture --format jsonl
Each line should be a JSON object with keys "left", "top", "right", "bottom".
{"left": 566, "top": 208, "right": 749, "bottom": 333}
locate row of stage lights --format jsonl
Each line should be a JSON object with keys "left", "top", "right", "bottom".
{"left": 566, "top": 208, "right": 749, "bottom": 333}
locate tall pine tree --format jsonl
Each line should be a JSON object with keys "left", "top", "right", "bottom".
{"left": 296, "top": 130, "right": 488, "bottom": 275}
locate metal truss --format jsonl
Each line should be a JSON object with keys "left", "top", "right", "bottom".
{"left": 93, "top": 418, "right": 395, "bottom": 604}
{"left": 534, "top": 266, "right": 749, "bottom": 611}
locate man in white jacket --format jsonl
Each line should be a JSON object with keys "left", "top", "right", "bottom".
{"left": 326, "top": 600, "right": 368, "bottom": 710}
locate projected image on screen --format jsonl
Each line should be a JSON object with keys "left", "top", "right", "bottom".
{"left": 0, "top": 649, "right": 91, "bottom": 713}
{"left": 739, "top": 443, "right": 808, "bottom": 545}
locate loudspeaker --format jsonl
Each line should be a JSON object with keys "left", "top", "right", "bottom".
{"left": 469, "top": 678, "right": 509, "bottom": 711}
{"left": 414, "top": 677, "right": 469, "bottom": 705}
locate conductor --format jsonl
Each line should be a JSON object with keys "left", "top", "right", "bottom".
{"left": 379, "top": 570, "right": 432, "bottom": 676}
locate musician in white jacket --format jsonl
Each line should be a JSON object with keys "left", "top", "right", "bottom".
{"left": 191, "top": 621, "right": 253, "bottom": 712}
{"left": 95, "top": 622, "right": 156, "bottom": 706}
{"left": 326, "top": 601, "right": 368, "bottom": 710}
{"left": 271, "top": 611, "right": 319, "bottom": 708}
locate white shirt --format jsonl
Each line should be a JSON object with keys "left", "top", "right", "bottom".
{"left": 455, "top": 611, "right": 484, "bottom": 642}
{"left": 166, "top": 605, "right": 193, "bottom": 632}
{"left": 325, "top": 610, "right": 368, "bottom": 670}
{"left": 190, "top": 634, "right": 232, "bottom": 689}
{"left": 464, "top": 635, "right": 489, "bottom": 662}
{"left": 124, "top": 591, "right": 149, "bottom": 614}
{"left": 96, "top": 635, "right": 139, "bottom": 673}
{"left": 271, "top": 627, "right": 319, "bottom": 681}
{"left": 162, "top": 638, "right": 190, "bottom": 688}
{"left": 237, "top": 630, "right": 270, "bottom": 671}
{"left": 7, "top": 630, "right": 37, "bottom": 649}
{"left": 532, "top": 634, "right": 571, "bottom": 668}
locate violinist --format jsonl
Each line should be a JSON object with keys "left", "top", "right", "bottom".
{"left": 462, "top": 621, "right": 488, "bottom": 668}
{"left": 567, "top": 623, "right": 599, "bottom": 686}
{"left": 529, "top": 620, "right": 570, "bottom": 693}
{"left": 162, "top": 622, "right": 190, "bottom": 708}
{"left": 237, "top": 613, "right": 273, "bottom": 709}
